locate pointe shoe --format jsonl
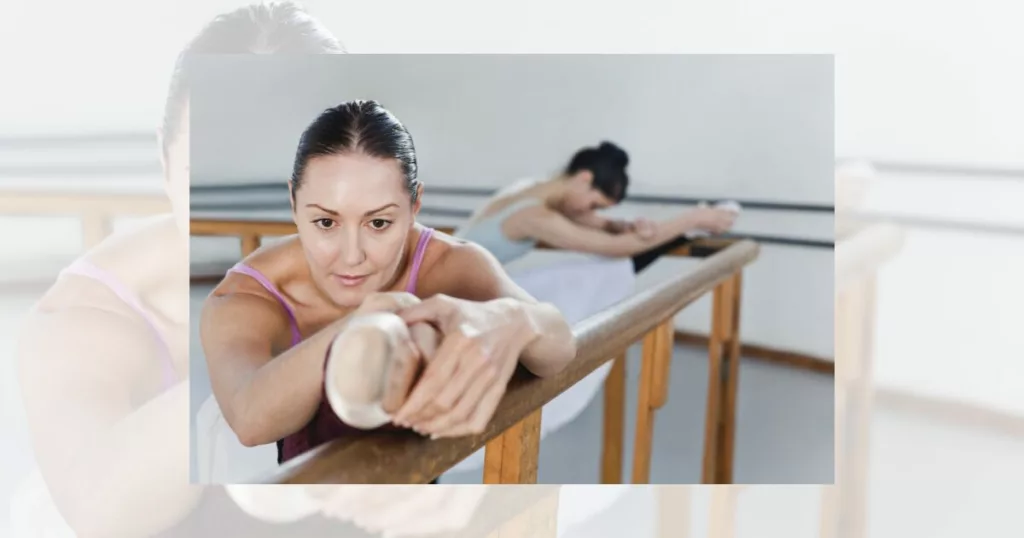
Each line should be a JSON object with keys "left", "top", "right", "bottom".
{"left": 324, "top": 312, "right": 412, "bottom": 429}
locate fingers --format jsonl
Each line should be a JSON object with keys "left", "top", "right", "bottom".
{"left": 380, "top": 322, "right": 439, "bottom": 414}
{"left": 406, "top": 337, "right": 493, "bottom": 427}
{"left": 408, "top": 321, "right": 440, "bottom": 361}
{"left": 429, "top": 374, "right": 508, "bottom": 439}
{"left": 415, "top": 361, "right": 499, "bottom": 436}
{"left": 396, "top": 295, "right": 455, "bottom": 328}
{"left": 392, "top": 329, "right": 467, "bottom": 427}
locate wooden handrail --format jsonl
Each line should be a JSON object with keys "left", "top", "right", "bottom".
{"left": 257, "top": 240, "right": 759, "bottom": 484}
{"left": 0, "top": 190, "right": 171, "bottom": 250}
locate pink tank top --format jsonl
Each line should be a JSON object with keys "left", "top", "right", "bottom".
{"left": 226, "top": 227, "right": 435, "bottom": 463}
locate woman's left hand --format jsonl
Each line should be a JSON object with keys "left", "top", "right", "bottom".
{"left": 392, "top": 295, "right": 537, "bottom": 438}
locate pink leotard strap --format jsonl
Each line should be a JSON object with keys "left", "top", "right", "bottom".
{"left": 405, "top": 227, "right": 435, "bottom": 294}
{"left": 61, "top": 258, "right": 177, "bottom": 388}
{"left": 226, "top": 263, "right": 303, "bottom": 347}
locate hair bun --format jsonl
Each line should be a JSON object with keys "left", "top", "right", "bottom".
{"left": 597, "top": 141, "right": 629, "bottom": 168}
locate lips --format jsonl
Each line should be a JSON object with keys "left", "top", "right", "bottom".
{"left": 333, "top": 273, "right": 369, "bottom": 287}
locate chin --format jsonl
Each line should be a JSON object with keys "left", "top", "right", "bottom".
{"left": 329, "top": 288, "right": 368, "bottom": 308}
{"left": 327, "top": 276, "right": 379, "bottom": 307}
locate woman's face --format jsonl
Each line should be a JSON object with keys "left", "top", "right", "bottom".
{"left": 562, "top": 172, "right": 618, "bottom": 216}
{"left": 292, "top": 152, "right": 420, "bottom": 307}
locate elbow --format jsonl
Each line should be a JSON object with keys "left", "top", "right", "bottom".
{"left": 531, "top": 326, "right": 578, "bottom": 378}
{"left": 235, "top": 425, "right": 265, "bottom": 448}
{"left": 231, "top": 412, "right": 274, "bottom": 448}
{"left": 553, "top": 337, "right": 578, "bottom": 375}
{"left": 223, "top": 396, "right": 272, "bottom": 448}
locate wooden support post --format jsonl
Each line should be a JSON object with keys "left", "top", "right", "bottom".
{"left": 600, "top": 353, "right": 627, "bottom": 483}
{"left": 483, "top": 409, "right": 542, "bottom": 484}
{"left": 631, "top": 327, "right": 661, "bottom": 483}
{"left": 656, "top": 486, "right": 692, "bottom": 538}
{"left": 241, "top": 233, "right": 261, "bottom": 256}
{"left": 716, "top": 272, "right": 743, "bottom": 483}
{"left": 702, "top": 276, "right": 736, "bottom": 483}
{"left": 81, "top": 213, "right": 112, "bottom": 249}
{"left": 485, "top": 487, "right": 560, "bottom": 538}
{"left": 707, "top": 487, "right": 739, "bottom": 538}
{"left": 651, "top": 319, "right": 674, "bottom": 409}
{"left": 845, "top": 277, "right": 876, "bottom": 538}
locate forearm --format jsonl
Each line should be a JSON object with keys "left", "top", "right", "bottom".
{"left": 663, "top": 211, "right": 706, "bottom": 237}
{"left": 46, "top": 381, "right": 203, "bottom": 538}
{"left": 603, "top": 218, "right": 633, "bottom": 235}
{"left": 514, "top": 300, "right": 577, "bottom": 377}
{"left": 571, "top": 212, "right": 630, "bottom": 235}
{"left": 602, "top": 213, "right": 703, "bottom": 256}
{"left": 230, "top": 319, "right": 347, "bottom": 446}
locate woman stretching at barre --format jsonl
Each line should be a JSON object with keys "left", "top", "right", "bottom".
{"left": 455, "top": 141, "right": 739, "bottom": 271}
{"left": 199, "top": 99, "right": 576, "bottom": 466}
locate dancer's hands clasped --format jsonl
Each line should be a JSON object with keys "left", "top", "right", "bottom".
{"left": 392, "top": 295, "right": 534, "bottom": 438}
{"left": 691, "top": 207, "right": 737, "bottom": 234}
{"left": 348, "top": 292, "right": 441, "bottom": 413}
{"left": 631, "top": 217, "right": 657, "bottom": 239}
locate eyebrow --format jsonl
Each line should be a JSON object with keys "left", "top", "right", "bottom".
{"left": 305, "top": 203, "right": 399, "bottom": 216}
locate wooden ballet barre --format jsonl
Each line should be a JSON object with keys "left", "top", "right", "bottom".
{"left": 0, "top": 190, "right": 171, "bottom": 249}
{"left": 257, "top": 240, "right": 759, "bottom": 484}
{"left": 190, "top": 217, "right": 750, "bottom": 484}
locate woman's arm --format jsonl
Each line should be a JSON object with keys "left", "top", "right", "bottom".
{"left": 568, "top": 210, "right": 633, "bottom": 234}
{"left": 509, "top": 205, "right": 726, "bottom": 258}
{"left": 18, "top": 309, "right": 202, "bottom": 538}
{"left": 429, "top": 241, "right": 577, "bottom": 376}
{"left": 391, "top": 241, "right": 576, "bottom": 436}
{"left": 200, "top": 289, "right": 357, "bottom": 447}
{"left": 200, "top": 285, "right": 426, "bottom": 446}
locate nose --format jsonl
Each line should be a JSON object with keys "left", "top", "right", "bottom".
{"left": 339, "top": 225, "right": 367, "bottom": 267}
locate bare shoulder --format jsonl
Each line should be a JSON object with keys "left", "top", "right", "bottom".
{"left": 209, "top": 235, "right": 301, "bottom": 300}
{"left": 19, "top": 304, "right": 163, "bottom": 391}
{"left": 417, "top": 230, "right": 514, "bottom": 301}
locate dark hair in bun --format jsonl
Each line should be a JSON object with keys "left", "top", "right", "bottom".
{"left": 565, "top": 140, "right": 629, "bottom": 202}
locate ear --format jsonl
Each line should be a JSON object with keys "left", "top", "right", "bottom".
{"left": 287, "top": 180, "right": 296, "bottom": 213}
{"left": 411, "top": 183, "right": 424, "bottom": 217}
{"left": 573, "top": 169, "right": 594, "bottom": 187}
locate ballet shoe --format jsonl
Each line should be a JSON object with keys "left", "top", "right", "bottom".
{"left": 324, "top": 312, "right": 411, "bottom": 429}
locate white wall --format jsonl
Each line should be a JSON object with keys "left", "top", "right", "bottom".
{"left": 191, "top": 54, "right": 835, "bottom": 359}
{"left": 192, "top": 54, "right": 834, "bottom": 204}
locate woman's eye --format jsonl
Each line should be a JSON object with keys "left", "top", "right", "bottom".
{"left": 369, "top": 219, "right": 392, "bottom": 230}
{"left": 314, "top": 218, "right": 335, "bottom": 230}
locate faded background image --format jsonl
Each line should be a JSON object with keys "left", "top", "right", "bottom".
{"left": 2, "top": 0, "right": 1023, "bottom": 537}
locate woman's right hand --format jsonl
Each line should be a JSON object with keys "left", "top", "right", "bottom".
{"left": 690, "top": 207, "right": 737, "bottom": 234}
